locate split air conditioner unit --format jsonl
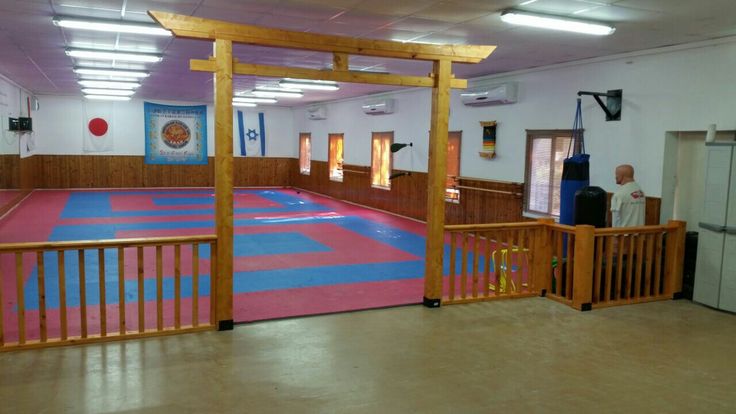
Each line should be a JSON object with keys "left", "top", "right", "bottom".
{"left": 306, "top": 105, "right": 327, "bottom": 120}
{"left": 362, "top": 99, "right": 394, "bottom": 115}
{"left": 461, "top": 82, "right": 518, "bottom": 106}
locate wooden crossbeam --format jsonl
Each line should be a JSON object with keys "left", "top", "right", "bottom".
{"left": 190, "top": 58, "right": 468, "bottom": 89}
{"left": 149, "top": 11, "right": 495, "bottom": 63}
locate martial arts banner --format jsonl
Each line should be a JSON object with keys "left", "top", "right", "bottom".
{"left": 144, "top": 102, "right": 207, "bottom": 165}
{"left": 237, "top": 110, "right": 266, "bottom": 156}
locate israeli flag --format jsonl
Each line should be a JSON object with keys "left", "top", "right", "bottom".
{"left": 237, "top": 110, "right": 266, "bottom": 157}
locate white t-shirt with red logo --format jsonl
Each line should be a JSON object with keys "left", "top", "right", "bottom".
{"left": 611, "top": 181, "right": 646, "bottom": 227}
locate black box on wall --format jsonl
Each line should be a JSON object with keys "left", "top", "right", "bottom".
{"left": 8, "top": 117, "right": 19, "bottom": 130}
{"left": 18, "top": 117, "right": 32, "bottom": 131}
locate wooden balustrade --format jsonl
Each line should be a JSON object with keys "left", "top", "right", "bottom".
{"left": 444, "top": 222, "right": 543, "bottom": 305}
{"left": 444, "top": 220, "right": 686, "bottom": 310}
{"left": 545, "top": 220, "right": 686, "bottom": 310}
{"left": 0, "top": 235, "right": 217, "bottom": 351}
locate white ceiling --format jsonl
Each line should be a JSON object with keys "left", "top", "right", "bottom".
{"left": 1, "top": 0, "right": 735, "bottom": 106}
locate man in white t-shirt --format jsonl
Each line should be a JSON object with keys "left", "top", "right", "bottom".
{"left": 611, "top": 164, "right": 646, "bottom": 227}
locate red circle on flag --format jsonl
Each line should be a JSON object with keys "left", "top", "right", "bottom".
{"left": 88, "top": 118, "right": 108, "bottom": 137}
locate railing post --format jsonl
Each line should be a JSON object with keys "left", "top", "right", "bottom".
{"left": 665, "top": 220, "right": 686, "bottom": 298}
{"left": 534, "top": 218, "right": 554, "bottom": 295}
{"left": 572, "top": 225, "right": 595, "bottom": 311}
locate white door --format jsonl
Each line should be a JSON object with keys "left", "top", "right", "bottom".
{"left": 693, "top": 146, "right": 732, "bottom": 307}
{"left": 718, "top": 148, "right": 736, "bottom": 312}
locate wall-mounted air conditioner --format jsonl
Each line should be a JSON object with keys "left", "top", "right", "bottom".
{"left": 362, "top": 99, "right": 394, "bottom": 115}
{"left": 461, "top": 82, "right": 518, "bottom": 106}
{"left": 306, "top": 105, "right": 327, "bottom": 120}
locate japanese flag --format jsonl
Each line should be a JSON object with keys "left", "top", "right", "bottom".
{"left": 237, "top": 110, "right": 266, "bottom": 157}
{"left": 83, "top": 101, "right": 114, "bottom": 152}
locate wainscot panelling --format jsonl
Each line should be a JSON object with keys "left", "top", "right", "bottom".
{"left": 30, "top": 155, "right": 291, "bottom": 188}
{"left": 0, "top": 155, "right": 19, "bottom": 189}
{"left": 291, "top": 161, "right": 524, "bottom": 224}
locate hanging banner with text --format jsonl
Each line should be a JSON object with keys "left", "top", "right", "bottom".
{"left": 144, "top": 102, "right": 208, "bottom": 165}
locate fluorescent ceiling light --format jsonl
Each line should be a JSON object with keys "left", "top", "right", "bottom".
{"left": 74, "top": 67, "right": 149, "bottom": 78}
{"left": 232, "top": 102, "right": 257, "bottom": 107}
{"left": 279, "top": 79, "right": 339, "bottom": 91}
{"left": 233, "top": 97, "right": 278, "bottom": 104}
{"left": 78, "top": 80, "right": 140, "bottom": 89}
{"left": 500, "top": 10, "right": 615, "bottom": 36}
{"left": 81, "top": 88, "right": 135, "bottom": 96}
{"left": 252, "top": 87, "right": 303, "bottom": 98}
{"left": 66, "top": 48, "right": 163, "bottom": 63}
{"left": 53, "top": 16, "right": 171, "bottom": 36}
{"left": 84, "top": 95, "right": 131, "bottom": 101}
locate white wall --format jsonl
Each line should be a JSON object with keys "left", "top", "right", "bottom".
{"left": 294, "top": 39, "right": 736, "bottom": 197}
{"left": 0, "top": 74, "right": 31, "bottom": 155}
{"left": 33, "top": 96, "right": 296, "bottom": 158}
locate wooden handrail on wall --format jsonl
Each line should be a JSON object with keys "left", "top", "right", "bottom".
{"left": 0, "top": 235, "right": 218, "bottom": 352}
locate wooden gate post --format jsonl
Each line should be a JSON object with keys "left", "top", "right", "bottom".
{"left": 214, "top": 39, "right": 234, "bottom": 330}
{"left": 424, "top": 59, "right": 452, "bottom": 307}
{"left": 572, "top": 225, "right": 594, "bottom": 311}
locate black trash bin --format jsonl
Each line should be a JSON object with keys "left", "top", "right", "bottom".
{"left": 682, "top": 231, "right": 698, "bottom": 300}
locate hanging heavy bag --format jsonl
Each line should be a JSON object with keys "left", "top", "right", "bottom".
{"left": 559, "top": 98, "right": 590, "bottom": 226}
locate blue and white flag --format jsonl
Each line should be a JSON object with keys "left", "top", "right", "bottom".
{"left": 237, "top": 110, "right": 266, "bottom": 157}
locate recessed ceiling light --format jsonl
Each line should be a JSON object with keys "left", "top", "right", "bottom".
{"left": 78, "top": 80, "right": 140, "bottom": 89}
{"left": 252, "top": 87, "right": 303, "bottom": 98}
{"left": 279, "top": 79, "right": 339, "bottom": 91}
{"left": 232, "top": 102, "right": 257, "bottom": 107}
{"left": 500, "top": 10, "right": 615, "bottom": 35}
{"left": 233, "top": 97, "right": 278, "bottom": 104}
{"left": 84, "top": 95, "right": 132, "bottom": 101}
{"left": 66, "top": 48, "right": 163, "bottom": 63}
{"left": 519, "top": 0, "right": 538, "bottom": 5}
{"left": 74, "top": 67, "right": 150, "bottom": 78}
{"left": 53, "top": 16, "right": 171, "bottom": 36}
{"left": 81, "top": 88, "right": 135, "bottom": 96}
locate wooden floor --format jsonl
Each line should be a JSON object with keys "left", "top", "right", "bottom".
{"left": 1, "top": 298, "right": 735, "bottom": 413}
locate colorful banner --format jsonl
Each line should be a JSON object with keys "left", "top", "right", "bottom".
{"left": 144, "top": 102, "right": 207, "bottom": 165}
{"left": 480, "top": 121, "right": 497, "bottom": 159}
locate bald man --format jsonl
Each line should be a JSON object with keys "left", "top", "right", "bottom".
{"left": 611, "top": 164, "right": 646, "bottom": 227}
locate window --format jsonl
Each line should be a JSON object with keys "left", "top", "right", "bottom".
{"left": 524, "top": 131, "right": 572, "bottom": 217}
{"left": 328, "top": 133, "right": 344, "bottom": 182}
{"left": 371, "top": 131, "right": 392, "bottom": 189}
{"left": 299, "top": 133, "right": 311, "bottom": 175}
{"left": 445, "top": 131, "right": 462, "bottom": 203}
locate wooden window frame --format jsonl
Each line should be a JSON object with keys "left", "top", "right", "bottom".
{"left": 299, "top": 133, "right": 311, "bottom": 175}
{"left": 445, "top": 131, "right": 462, "bottom": 203}
{"left": 328, "top": 133, "right": 344, "bottom": 182}
{"left": 523, "top": 129, "right": 573, "bottom": 218}
{"left": 370, "top": 131, "right": 393, "bottom": 190}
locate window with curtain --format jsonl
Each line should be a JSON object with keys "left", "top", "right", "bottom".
{"left": 328, "top": 133, "right": 344, "bottom": 182}
{"left": 371, "top": 131, "right": 393, "bottom": 189}
{"left": 524, "top": 131, "right": 572, "bottom": 217}
{"left": 299, "top": 133, "right": 311, "bottom": 175}
{"left": 445, "top": 131, "right": 462, "bottom": 203}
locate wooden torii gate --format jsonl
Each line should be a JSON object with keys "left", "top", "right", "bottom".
{"left": 149, "top": 11, "right": 495, "bottom": 329}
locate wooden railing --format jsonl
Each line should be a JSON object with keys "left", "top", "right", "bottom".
{"left": 545, "top": 220, "right": 686, "bottom": 310}
{"left": 0, "top": 235, "right": 217, "bottom": 351}
{"left": 444, "top": 219, "right": 686, "bottom": 310}
{"left": 444, "top": 222, "right": 545, "bottom": 304}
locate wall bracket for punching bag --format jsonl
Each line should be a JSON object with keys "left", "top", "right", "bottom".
{"left": 577, "top": 89, "right": 622, "bottom": 121}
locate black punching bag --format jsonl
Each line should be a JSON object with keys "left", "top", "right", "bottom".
{"left": 574, "top": 186, "right": 607, "bottom": 228}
